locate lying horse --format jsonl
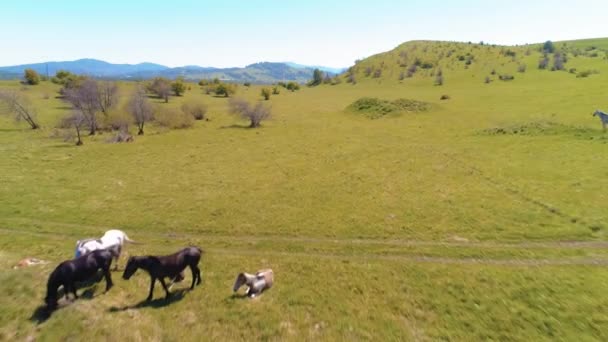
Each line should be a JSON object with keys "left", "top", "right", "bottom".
{"left": 233, "top": 269, "right": 274, "bottom": 298}
{"left": 75, "top": 229, "right": 136, "bottom": 269}
{"left": 122, "top": 246, "right": 202, "bottom": 301}
{"left": 45, "top": 249, "right": 116, "bottom": 310}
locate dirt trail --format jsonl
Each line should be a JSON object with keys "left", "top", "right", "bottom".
{"left": 2, "top": 222, "right": 608, "bottom": 267}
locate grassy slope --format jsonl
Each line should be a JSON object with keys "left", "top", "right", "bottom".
{"left": 1, "top": 39, "right": 608, "bottom": 340}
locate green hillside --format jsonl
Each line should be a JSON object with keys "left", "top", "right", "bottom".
{"left": 345, "top": 39, "right": 608, "bottom": 85}
{"left": 1, "top": 38, "right": 608, "bottom": 340}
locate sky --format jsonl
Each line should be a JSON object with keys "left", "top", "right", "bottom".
{"left": 1, "top": 0, "right": 607, "bottom": 68}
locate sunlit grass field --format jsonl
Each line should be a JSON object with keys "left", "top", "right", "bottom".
{"left": 1, "top": 40, "right": 608, "bottom": 340}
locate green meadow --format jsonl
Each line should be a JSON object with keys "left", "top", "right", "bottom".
{"left": 1, "top": 40, "right": 608, "bottom": 341}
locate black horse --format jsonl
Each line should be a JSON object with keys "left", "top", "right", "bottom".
{"left": 45, "top": 249, "right": 116, "bottom": 310}
{"left": 122, "top": 246, "right": 202, "bottom": 301}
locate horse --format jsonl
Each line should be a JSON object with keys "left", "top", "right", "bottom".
{"left": 45, "top": 249, "right": 116, "bottom": 310}
{"left": 233, "top": 269, "right": 274, "bottom": 298}
{"left": 593, "top": 110, "right": 608, "bottom": 131}
{"left": 75, "top": 229, "right": 136, "bottom": 269}
{"left": 122, "top": 246, "right": 203, "bottom": 301}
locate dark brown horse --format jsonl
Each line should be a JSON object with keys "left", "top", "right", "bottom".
{"left": 122, "top": 246, "right": 202, "bottom": 301}
{"left": 45, "top": 249, "right": 115, "bottom": 310}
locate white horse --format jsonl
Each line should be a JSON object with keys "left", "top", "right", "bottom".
{"left": 233, "top": 269, "right": 274, "bottom": 298}
{"left": 75, "top": 229, "right": 136, "bottom": 269}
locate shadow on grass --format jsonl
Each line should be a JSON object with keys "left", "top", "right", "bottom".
{"left": 29, "top": 284, "right": 102, "bottom": 324}
{"left": 0, "top": 128, "right": 33, "bottom": 133}
{"left": 108, "top": 288, "right": 189, "bottom": 312}
{"left": 219, "top": 124, "right": 251, "bottom": 130}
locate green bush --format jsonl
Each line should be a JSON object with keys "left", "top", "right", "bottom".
{"left": 347, "top": 97, "right": 431, "bottom": 119}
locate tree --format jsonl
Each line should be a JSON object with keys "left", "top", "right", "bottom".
{"left": 148, "top": 77, "right": 171, "bottom": 102}
{"left": 24, "top": 69, "right": 40, "bottom": 85}
{"left": 228, "top": 98, "right": 271, "bottom": 128}
{"left": 60, "top": 111, "right": 87, "bottom": 145}
{"left": 0, "top": 90, "right": 40, "bottom": 129}
{"left": 171, "top": 77, "right": 186, "bottom": 96}
{"left": 128, "top": 85, "right": 153, "bottom": 135}
{"left": 309, "top": 68, "right": 324, "bottom": 86}
{"left": 97, "top": 81, "right": 119, "bottom": 115}
{"left": 63, "top": 79, "right": 102, "bottom": 135}
{"left": 543, "top": 40, "right": 555, "bottom": 53}
{"left": 261, "top": 87, "right": 271, "bottom": 100}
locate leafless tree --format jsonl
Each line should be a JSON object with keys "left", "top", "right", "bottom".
{"left": 0, "top": 90, "right": 40, "bottom": 129}
{"left": 97, "top": 81, "right": 119, "bottom": 115}
{"left": 64, "top": 79, "right": 102, "bottom": 135}
{"left": 60, "top": 110, "right": 87, "bottom": 145}
{"left": 128, "top": 85, "right": 153, "bottom": 135}
{"left": 228, "top": 98, "right": 271, "bottom": 128}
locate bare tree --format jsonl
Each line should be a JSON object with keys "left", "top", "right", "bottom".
{"left": 64, "top": 79, "right": 101, "bottom": 135}
{"left": 228, "top": 98, "right": 271, "bottom": 128}
{"left": 60, "top": 110, "right": 87, "bottom": 145}
{"left": 128, "top": 85, "right": 153, "bottom": 135}
{"left": 0, "top": 90, "right": 40, "bottom": 129}
{"left": 97, "top": 81, "right": 119, "bottom": 115}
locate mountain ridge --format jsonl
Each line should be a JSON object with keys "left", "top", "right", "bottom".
{"left": 0, "top": 58, "right": 346, "bottom": 83}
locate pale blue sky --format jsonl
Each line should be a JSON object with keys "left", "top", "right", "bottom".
{"left": 1, "top": 0, "right": 607, "bottom": 68}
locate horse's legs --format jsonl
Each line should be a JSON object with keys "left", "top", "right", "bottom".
{"left": 191, "top": 265, "right": 201, "bottom": 287}
{"left": 158, "top": 277, "right": 171, "bottom": 299}
{"left": 113, "top": 245, "right": 122, "bottom": 271}
{"left": 103, "top": 267, "right": 114, "bottom": 292}
{"left": 147, "top": 277, "right": 156, "bottom": 301}
{"left": 70, "top": 282, "right": 78, "bottom": 299}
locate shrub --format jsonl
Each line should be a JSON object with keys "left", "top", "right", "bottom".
{"left": 286, "top": 82, "right": 300, "bottom": 92}
{"left": 518, "top": 64, "right": 527, "bottom": 73}
{"left": 553, "top": 52, "right": 565, "bottom": 71}
{"left": 364, "top": 67, "right": 373, "bottom": 77}
{"left": 154, "top": 107, "right": 194, "bottom": 129}
{"left": 24, "top": 69, "right": 40, "bottom": 85}
{"left": 421, "top": 62, "right": 434, "bottom": 69}
{"left": 261, "top": 87, "right": 271, "bottom": 100}
{"left": 171, "top": 77, "right": 186, "bottom": 96}
{"left": 373, "top": 69, "right": 382, "bottom": 78}
{"left": 576, "top": 70, "right": 599, "bottom": 78}
{"left": 440, "top": 95, "right": 450, "bottom": 100}
{"left": 485, "top": 76, "right": 492, "bottom": 84}
{"left": 272, "top": 86, "right": 280, "bottom": 95}
{"left": 181, "top": 100, "right": 207, "bottom": 120}
{"left": 243, "top": 82, "right": 251, "bottom": 87}
{"left": 499, "top": 74, "right": 515, "bottom": 81}
{"left": 228, "top": 98, "right": 271, "bottom": 128}
{"left": 434, "top": 74, "right": 444, "bottom": 86}
{"left": 347, "top": 97, "right": 431, "bottom": 119}
{"left": 214, "top": 83, "right": 236, "bottom": 97}
{"left": 538, "top": 55, "right": 549, "bottom": 69}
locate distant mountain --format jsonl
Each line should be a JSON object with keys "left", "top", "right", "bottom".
{"left": 0, "top": 59, "right": 168, "bottom": 79}
{"left": 284, "top": 62, "right": 346, "bottom": 75}
{"left": 0, "top": 59, "right": 346, "bottom": 83}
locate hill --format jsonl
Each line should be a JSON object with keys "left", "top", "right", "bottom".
{"left": 0, "top": 59, "right": 341, "bottom": 83}
{"left": 342, "top": 38, "right": 608, "bottom": 85}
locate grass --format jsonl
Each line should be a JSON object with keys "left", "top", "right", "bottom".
{"left": 1, "top": 38, "right": 608, "bottom": 340}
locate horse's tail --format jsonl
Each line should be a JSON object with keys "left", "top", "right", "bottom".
{"left": 123, "top": 234, "right": 139, "bottom": 244}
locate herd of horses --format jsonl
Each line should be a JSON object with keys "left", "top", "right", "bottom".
{"left": 44, "top": 229, "right": 272, "bottom": 311}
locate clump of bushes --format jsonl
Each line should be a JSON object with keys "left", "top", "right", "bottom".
{"left": 347, "top": 97, "right": 431, "bottom": 119}
{"left": 181, "top": 100, "right": 208, "bottom": 120}
{"left": 154, "top": 107, "right": 194, "bottom": 129}
{"left": 576, "top": 70, "right": 600, "bottom": 78}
